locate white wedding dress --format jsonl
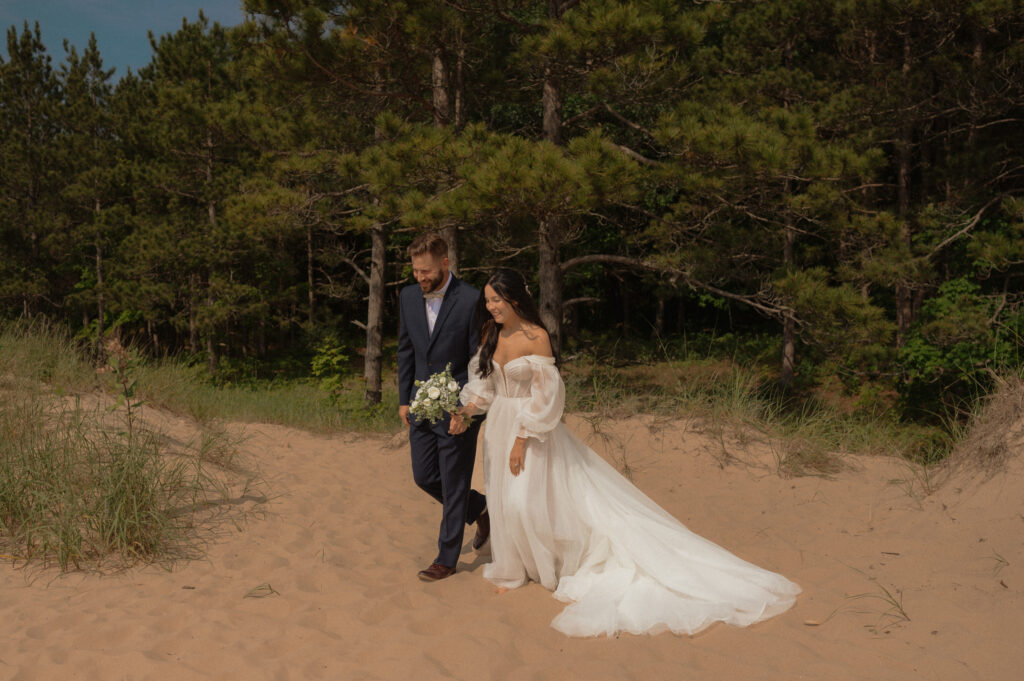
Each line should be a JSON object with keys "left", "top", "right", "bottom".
{"left": 461, "top": 352, "right": 800, "bottom": 637}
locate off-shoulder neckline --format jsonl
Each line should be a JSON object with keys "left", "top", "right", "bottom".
{"left": 493, "top": 354, "right": 555, "bottom": 368}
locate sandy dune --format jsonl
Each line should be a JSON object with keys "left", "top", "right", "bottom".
{"left": 2, "top": 408, "right": 1022, "bottom": 681}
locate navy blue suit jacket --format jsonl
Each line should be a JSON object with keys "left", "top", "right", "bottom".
{"left": 397, "top": 276, "right": 481, "bottom": 415}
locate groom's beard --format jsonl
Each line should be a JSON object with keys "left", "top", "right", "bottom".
{"left": 420, "top": 271, "right": 445, "bottom": 293}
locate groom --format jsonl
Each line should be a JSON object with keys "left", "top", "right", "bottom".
{"left": 397, "top": 233, "right": 488, "bottom": 581}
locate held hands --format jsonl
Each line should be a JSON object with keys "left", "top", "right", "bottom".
{"left": 398, "top": 404, "right": 411, "bottom": 427}
{"left": 509, "top": 437, "right": 527, "bottom": 476}
{"left": 447, "top": 404, "right": 478, "bottom": 435}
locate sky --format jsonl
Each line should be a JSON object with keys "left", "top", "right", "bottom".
{"left": 1, "top": 1, "right": 248, "bottom": 78}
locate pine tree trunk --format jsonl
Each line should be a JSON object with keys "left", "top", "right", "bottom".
{"left": 432, "top": 50, "right": 459, "bottom": 271}
{"left": 363, "top": 225, "right": 386, "bottom": 406}
{"left": 781, "top": 314, "right": 796, "bottom": 387}
{"left": 307, "top": 225, "right": 315, "bottom": 326}
{"left": 454, "top": 44, "right": 465, "bottom": 129}
{"left": 538, "top": 218, "right": 563, "bottom": 352}
{"left": 431, "top": 48, "right": 450, "bottom": 126}
{"left": 206, "top": 331, "right": 217, "bottom": 376}
{"left": 94, "top": 198, "right": 104, "bottom": 353}
{"left": 538, "top": 2, "right": 565, "bottom": 349}
{"left": 188, "top": 273, "right": 198, "bottom": 353}
{"left": 895, "top": 36, "right": 914, "bottom": 347}
{"left": 781, "top": 193, "right": 796, "bottom": 387}
{"left": 442, "top": 225, "right": 458, "bottom": 275}
{"left": 206, "top": 272, "right": 218, "bottom": 376}
{"left": 205, "top": 124, "right": 219, "bottom": 376}
{"left": 619, "top": 276, "right": 630, "bottom": 336}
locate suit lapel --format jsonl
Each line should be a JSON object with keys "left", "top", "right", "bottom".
{"left": 408, "top": 288, "right": 431, "bottom": 347}
{"left": 427, "top": 276, "right": 460, "bottom": 350}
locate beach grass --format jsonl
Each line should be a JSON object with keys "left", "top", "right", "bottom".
{"left": 0, "top": 319, "right": 397, "bottom": 434}
{"left": 0, "top": 317, "right": 984, "bottom": 533}
{"left": 561, "top": 353, "right": 948, "bottom": 477}
{"left": 0, "top": 386, "right": 213, "bottom": 570}
{"left": 0, "top": 321, "right": 261, "bottom": 570}
{"left": 131, "top": 359, "right": 398, "bottom": 433}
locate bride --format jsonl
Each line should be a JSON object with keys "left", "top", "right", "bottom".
{"left": 448, "top": 269, "right": 800, "bottom": 638}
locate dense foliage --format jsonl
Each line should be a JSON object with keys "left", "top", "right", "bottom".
{"left": 2, "top": 1, "right": 1022, "bottom": 425}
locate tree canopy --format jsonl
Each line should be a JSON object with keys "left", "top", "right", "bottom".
{"left": 2, "top": 1, "right": 1022, "bottom": 421}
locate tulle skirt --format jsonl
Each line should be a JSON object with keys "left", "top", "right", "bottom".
{"left": 480, "top": 396, "right": 800, "bottom": 637}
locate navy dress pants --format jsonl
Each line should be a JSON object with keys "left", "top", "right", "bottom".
{"left": 409, "top": 418, "right": 487, "bottom": 567}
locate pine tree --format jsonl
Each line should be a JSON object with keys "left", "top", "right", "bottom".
{"left": 58, "top": 34, "right": 122, "bottom": 350}
{"left": 119, "top": 14, "right": 262, "bottom": 374}
{"left": 0, "top": 23, "right": 63, "bottom": 317}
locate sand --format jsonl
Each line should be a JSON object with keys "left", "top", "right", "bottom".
{"left": 2, "top": 408, "right": 1022, "bottom": 681}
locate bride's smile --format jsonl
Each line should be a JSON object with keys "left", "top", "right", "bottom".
{"left": 484, "top": 285, "right": 516, "bottom": 325}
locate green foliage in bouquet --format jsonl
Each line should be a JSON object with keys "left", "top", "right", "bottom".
{"left": 410, "top": 363, "right": 463, "bottom": 425}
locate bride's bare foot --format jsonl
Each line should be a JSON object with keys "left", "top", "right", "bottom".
{"left": 495, "top": 586, "right": 509, "bottom": 595}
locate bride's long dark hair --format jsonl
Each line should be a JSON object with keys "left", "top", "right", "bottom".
{"left": 475, "top": 269, "right": 559, "bottom": 378}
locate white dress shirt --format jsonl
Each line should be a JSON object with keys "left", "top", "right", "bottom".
{"left": 425, "top": 271, "right": 452, "bottom": 335}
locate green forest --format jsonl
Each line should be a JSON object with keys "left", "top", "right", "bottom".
{"left": 2, "top": 0, "right": 1023, "bottom": 450}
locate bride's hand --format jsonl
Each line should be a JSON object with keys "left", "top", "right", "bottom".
{"left": 448, "top": 409, "right": 468, "bottom": 435}
{"left": 509, "top": 438, "right": 527, "bottom": 476}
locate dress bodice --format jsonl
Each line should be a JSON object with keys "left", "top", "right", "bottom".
{"left": 461, "top": 352, "right": 565, "bottom": 442}
{"left": 494, "top": 355, "right": 554, "bottom": 398}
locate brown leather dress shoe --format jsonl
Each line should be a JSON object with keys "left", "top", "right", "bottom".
{"left": 472, "top": 508, "right": 490, "bottom": 551}
{"left": 418, "top": 563, "right": 456, "bottom": 581}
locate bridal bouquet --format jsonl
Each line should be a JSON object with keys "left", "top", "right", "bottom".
{"left": 409, "top": 363, "right": 463, "bottom": 424}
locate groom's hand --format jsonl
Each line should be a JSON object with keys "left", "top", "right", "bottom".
{"left": 448, "top": 409, "right": 468, "bottom": 435}
{"left": 399, "top": 405, "right": 411, "bottom": 426}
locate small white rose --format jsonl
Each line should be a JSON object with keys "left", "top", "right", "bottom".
{"left": 428, "top": 386, "right": 441, "bottom": 399}
{"left": 448, "top": 380, "right": 459, "bottom": 392}
{"left": 423, "top": 398, "right": 432, "bottom": 406}
{"left": 411, "top": 400, "right": 419, "bottom": 410}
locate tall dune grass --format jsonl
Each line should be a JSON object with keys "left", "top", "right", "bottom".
{"left": 0, "top": 385, "right": 217, "bottom": 570}
{"left": 132, "top": 360, "right": 397, "bottom": 433}
{"left": 0, "top": 319, "right": 397, "bottom": 434}
{"left": 0, "top": 318, "right": 975, "bottom": 495}
{"left": 562, "top": 356, "right": 945, "bottom": 477}
{"left": 0, "top": 321, "right": 258, "bottom": 570}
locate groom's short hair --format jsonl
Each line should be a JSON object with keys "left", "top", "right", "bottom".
{"left": 408, "top": 232, "right": 448, "bottom": 259}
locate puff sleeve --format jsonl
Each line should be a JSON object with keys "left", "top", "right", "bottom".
{"left": 459, "top": 350, "right": 495, "bottom": 413}
{"left": 514, "top": 356, "right": 564, "bottom": 443}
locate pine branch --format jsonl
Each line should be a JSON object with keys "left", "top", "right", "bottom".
{"left": 611, "top": 143, "right": 659, "bottom": 166}
{"left": 336, "top": 255, "right": 371, "bottom": 285}
{"left": 562, "top": 104, "right": 602, "bottom": 127}
{"left": 561, "top": 254, "right": 657, "bottom": 272}
{"left": 564, "top": 296, "right": 601, "bottom": 307}
{"left": 926, "top": 196, "right": 1003, "bottom": 258}
{"left": 559, "top": 0, "right": 583, "bottom": 14}
{"left": 603, "top": 104, "right": 655, "bottom": 138}
{"left": 560, "top": 254, "right": 794, "bottom": 320}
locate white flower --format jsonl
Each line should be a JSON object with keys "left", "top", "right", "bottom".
{"left": 408, "top": 362, "right": 468, "bottom": 425}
